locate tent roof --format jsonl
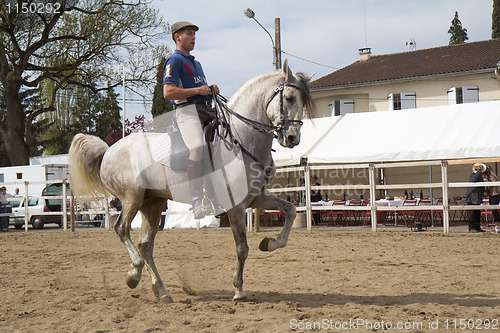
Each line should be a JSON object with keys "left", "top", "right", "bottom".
{"left": 271, "top": 117, "right": 340, "bottom": 167}
{"left": 306, "top": 101, "right": 500, "bottom": 164}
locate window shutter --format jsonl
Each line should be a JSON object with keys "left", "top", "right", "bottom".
{"left": 387, "top": 93, "right": 394, "bottom": 110}
{"left": 400, "top": 92, "right": 416, "bottom": 109}
{"left": 447, "top": 87, "right": 456, "bottom": 105}
{"left": 339, "top": 99, "right": 354, "bottom": 115}
{"left": 329, "top": 101, "right": 335, "bottom": 116}
{"left": 462, "top": 86, "right": 479, "bottom": 103}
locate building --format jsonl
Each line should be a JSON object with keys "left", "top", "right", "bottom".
{"left": 0, "top": 154, "right": 69, "bottom": 196}
{"left": 310, "top": 39, "right": 500, "bottom": 117}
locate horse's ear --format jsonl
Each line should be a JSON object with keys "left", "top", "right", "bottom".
{"left": 283, "top": 59, "right": 293, "bottom": 82}
{"left": 304, "top": 72, "right": 316, "bottom": 82}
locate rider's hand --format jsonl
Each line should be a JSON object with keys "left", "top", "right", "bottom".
{"left": 210, "top": 85, "right": 220, "bottom": 94}
{"left": 198, "top": 85, "right": 213, "bottom": 96}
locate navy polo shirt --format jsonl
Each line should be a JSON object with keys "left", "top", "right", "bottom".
{"left": 163, "top": 49, "right": 211, "bottom": 105}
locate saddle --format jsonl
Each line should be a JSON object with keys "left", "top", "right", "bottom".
{"left": 160, "top": 120, "right": 218, "bottom": 172}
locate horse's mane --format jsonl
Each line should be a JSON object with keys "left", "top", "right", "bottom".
{"left": 228, "top": 71, "right": 316, "bottom": 118}
{"left": 294, "top": 72, "right": 317, "bottom": 119}
{"left": 227, "top": 72, "right": 277, "bottom": 107}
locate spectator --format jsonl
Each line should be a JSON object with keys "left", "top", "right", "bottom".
{"left": 483, "top": 165, "right": 500, "bottom": 233}
{"left": 310, "top": 175, "right": 322, "bottom": 225}
{"left": 310, "top": 175, "right": 322, "bottom": 202}
{"left": 13, "top": 188, "right": 20, "bottom": 196}
{"left": 0, "top": 186, "right": 13, "bottom": 231}
{"left": 466, "top": 163, "right": 486, "bottom": 233}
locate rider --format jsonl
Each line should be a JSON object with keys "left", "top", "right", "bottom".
{"left": 163, "top": 21, "right": 220, "bottom": 219}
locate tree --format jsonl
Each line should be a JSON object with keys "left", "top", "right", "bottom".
{"left": 448, "top": 11, "right": 469, "bottom": 45}
{"left": 151, "top": 57, "right": 173, "bottom": 118}
{"left": 42, "top": 85, "right": 122, "bottom": 154}
{"left": 493, "top": 0, "right": 500, "bottom": 39}
{"left": 0, "top": 0, "right": 168, "bottom": 165}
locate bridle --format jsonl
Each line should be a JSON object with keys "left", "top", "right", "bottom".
{"left": 209, "top": 80, "right": 303, "bottom": 173}
{"left": 265, "top": 81, "right": 304, "bottom": 132}
{"left": 211, "top": 80, "right": 303, "bottom": 138}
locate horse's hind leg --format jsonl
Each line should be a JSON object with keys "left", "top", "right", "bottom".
{"left": 249, "top": 192, "right": 296, "bottom": 252}
{"left": 137, "top": 198, "right": 173, "bottom": 303}
{"left": 114, "top": 202, "right": 144, "bottom": 289}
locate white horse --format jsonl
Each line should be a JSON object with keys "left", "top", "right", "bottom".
{"left": 68, "top": 60, "right": 315, "bottom": 303}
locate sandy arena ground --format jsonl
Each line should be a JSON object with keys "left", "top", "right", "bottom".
{"left": 0, "top": 226, "right": 499, "bottom": 332}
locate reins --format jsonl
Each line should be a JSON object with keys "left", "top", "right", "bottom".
{"left": 210, "top": 80, "right": 303, "bottom": 139}
{"left": 209, "top": 80, "right": 303, "bottom": 175}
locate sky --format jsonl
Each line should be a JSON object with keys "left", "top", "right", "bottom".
{"left": 126, "top": 0, "right": 494, "bottom": 119}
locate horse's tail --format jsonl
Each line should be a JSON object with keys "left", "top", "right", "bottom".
{"left": 69, "top": 133, "right": 110, "bottom": 202}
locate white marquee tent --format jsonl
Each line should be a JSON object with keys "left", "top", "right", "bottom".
{"left": 271, "top": 116, "right": 340, "bottom": 166}
{"left": 306, "top": 101, "right": 500, "bottom": 164}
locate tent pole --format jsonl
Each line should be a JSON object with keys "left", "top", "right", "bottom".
{"left": 305, "top": 164, "right": 312, "bottom": 231}
{"left": 369, "top": 164, "right": 377, "bottom": 231}
{"left": 429, "top": 165, "right": 434, "bottom": 227}
{"left": 441, "top": 160, "right": 450, "bottom": 233}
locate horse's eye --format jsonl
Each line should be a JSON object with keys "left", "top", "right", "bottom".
{"left": 286, "top": 95, "right": 295, "bottom": 104}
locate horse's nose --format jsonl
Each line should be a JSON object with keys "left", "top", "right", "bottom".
{"left": 287, "top": 135, "right": 299, "bottom": 146}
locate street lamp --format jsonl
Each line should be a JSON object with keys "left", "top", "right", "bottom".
{"left": 243, "top": 8, "right": 281, "bottom": 69}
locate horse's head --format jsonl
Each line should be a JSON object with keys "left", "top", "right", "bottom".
{"left": 266, "top": 59, "right": 315, "bottom": 148}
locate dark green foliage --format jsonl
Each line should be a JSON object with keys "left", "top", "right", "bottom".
{"left": 448, "top": 11, "right": 469, "bottom": 45}
{"left": 493, "top": 0, "right": 500, "bottom": 39}
{"left": 151, "top": 57, "right": 173, "bottom": 118}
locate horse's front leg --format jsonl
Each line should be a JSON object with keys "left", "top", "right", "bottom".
{"left": 227, "top": 206, "right": 249, "bottom": 301}
{"left": 249, "top": 191, "right": 296, "bottom": 252}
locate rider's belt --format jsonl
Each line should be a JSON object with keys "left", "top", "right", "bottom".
{"left": 175, "top": 100, "right": 210, "bottom": 108}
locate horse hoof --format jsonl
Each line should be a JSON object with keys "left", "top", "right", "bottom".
{"left": 233, "top": 290, "right": 247, "bottom": 302}
{"left": 159, "top": 295, "right": 174, "bottom": 304}
{"left": 126, "top": 275, "right": 140, "bottom": 289}
{"left": 259, "top": 237, "right": 271, "bottom": 251}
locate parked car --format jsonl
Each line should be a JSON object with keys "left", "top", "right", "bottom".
{"left": 10, "top": 197, "right": 63, "bottom": 229}
{"left": 11, "top": 183, "right": 102, "bottom": 229}
{"left": 42, "top": 182, "right": 70, "bottom": 212}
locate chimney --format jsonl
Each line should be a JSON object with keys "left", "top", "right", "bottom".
{"left": 358, "top": 47, "right": 371, "bottom": 61}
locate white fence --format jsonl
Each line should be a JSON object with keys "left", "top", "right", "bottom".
{"left": 248, "top": 158, "right": 500, "bottom": 234}
{"left": 2, "top": 157, "right": 499, "bottom": 234}
{"left": 0, "top": 179, "right": 111, "bottom": 232}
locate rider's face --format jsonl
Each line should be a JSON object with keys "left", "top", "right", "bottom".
{"left": 176, "top": 28, "right": 196, "bottom": 53}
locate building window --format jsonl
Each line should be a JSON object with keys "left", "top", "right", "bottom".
{"left": 447, "top": 86, "right": 479, "bottom": 104}
{"left": 329, "top": 99, "right": 354, "bottom": 116}
{"left": 16, "top": 173, "right": 22, "bottom": 180}
{"left": 388, "top": 92, "right": 416, "bottom": 110}
{"left": 393, "top": 94, "right": 402, "bottom": 110}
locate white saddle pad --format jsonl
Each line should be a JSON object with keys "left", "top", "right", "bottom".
{"left": 151, "top": 133, "right": 172, "bottom": 167}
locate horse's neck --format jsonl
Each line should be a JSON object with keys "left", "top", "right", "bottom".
{"left": 227, "top": 83, "right": 275, "bottom": 167}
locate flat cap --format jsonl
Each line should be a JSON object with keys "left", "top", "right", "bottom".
{"left": 171, "top": 21, "right": 199, "bottom": 36}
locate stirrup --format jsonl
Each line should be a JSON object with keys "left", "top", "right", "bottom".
{"left": 201, "top": 196, "right": 216, "bottom": 216}
{"left": 192, "top": 204, "right": 206, "bottom": 220}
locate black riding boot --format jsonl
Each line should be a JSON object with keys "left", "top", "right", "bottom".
{"left": 187, "top": 159, "right": 206, "bottom": 219}
{"left": 204, "top": 177, "right": 226, "bottom": 218}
